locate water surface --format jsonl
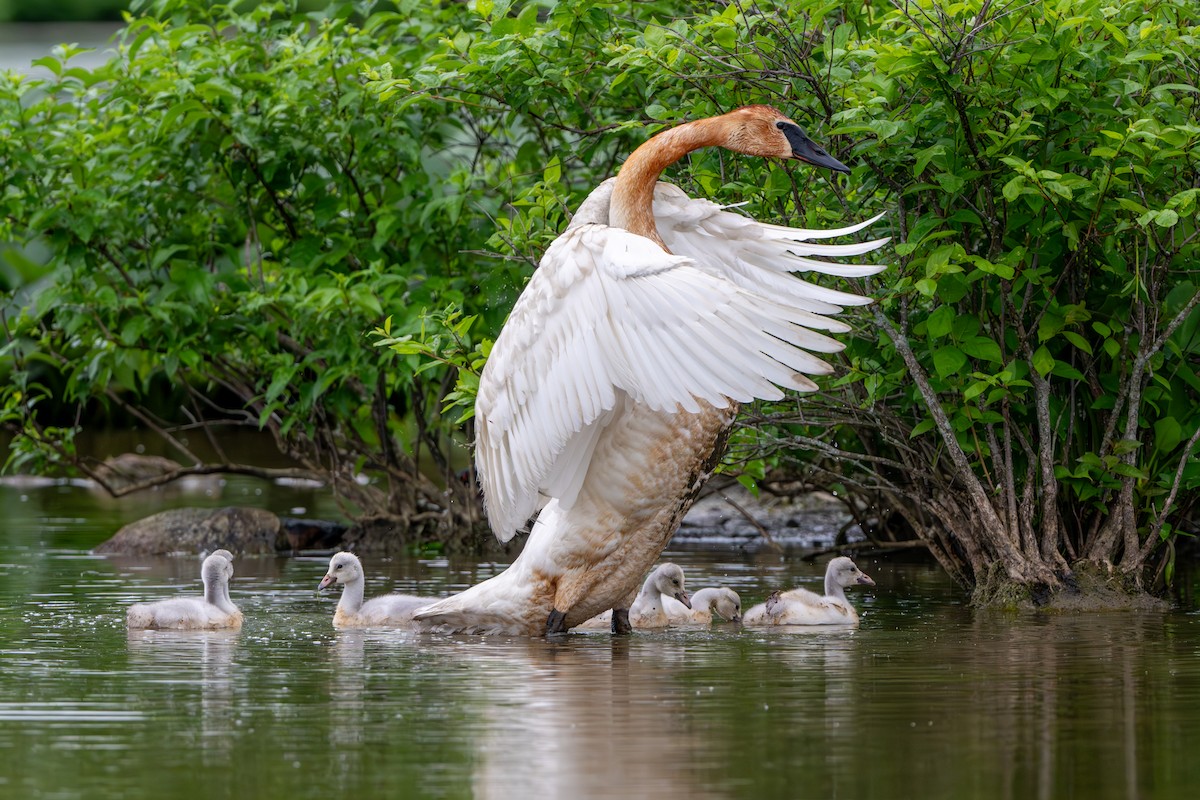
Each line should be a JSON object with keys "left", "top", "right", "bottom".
{"left": 2, "top": 481, "right": 1198, "bottom": 800}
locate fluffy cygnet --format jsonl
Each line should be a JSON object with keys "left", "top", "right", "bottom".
{"left": 319, "top": 552, "right": 437, "bottom": 628}
{"left": 663, "top": 586, "right": 742, "bottom": 624}
{"left": 127, "top": 550, "right": 242, "bottom": 630}
{"left": 742, "top": 556, "right": 874, "bottom": 626}
{"left": 574, "top": 563, "right": 691, "bottom": 631}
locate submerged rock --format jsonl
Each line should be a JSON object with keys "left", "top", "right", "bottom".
{"left": 91, "top": 453, "right": 183, "bottom": 489}
{"left": 94, "top": 507, "right": 286, "bottom": 556}
{"left": 279, "top": 516, "right": 347, "bottom": 551}
{"left": 341, "top": 514, "right": 517, "bottom": 558}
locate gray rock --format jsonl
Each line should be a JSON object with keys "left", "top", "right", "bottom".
{"left": 93, "top": 506, "right": 285, "bottom": 556}
{"left": 91, "top": 453, "right": 182, "bottom": 489}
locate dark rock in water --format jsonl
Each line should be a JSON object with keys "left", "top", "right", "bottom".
{"left": 342, "top": 515, "right": 520, "bottom": 558}
{"left": 279, "top": 517, "right": 347, "bottom": 551}
{"left": 94, "top": 506, "right": 285, "bottom": 556}
{"left": 92, "top": 453, "right": 182, "bottom": 489}
{"left": 340, "top": 516, "right": 406, "bottom": 555}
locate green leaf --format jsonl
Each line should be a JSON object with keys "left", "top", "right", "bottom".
{"left": 910, "top": 418, "right": 936, "bottom": 438}
{"left": 925, "top": 244, "right": 956, "bottom": 276}
{"left": 963, "top": 381, "right": 989, "bottom": 402}
{"left": 712, "top": 24, "right": 737, "bottom": 49}
{"left": 932, "top": 346, "right": 968, "bottom": 378}
{"left": 1153, "top": 418, "right": 1183, "bottom": 453}
{"left": 735, "top": 473, "right": 760, "bottom": 496}
{"left": 1002, "top": 176, "right": 1025, "bottom": 201}
{"left": 960, "top": 337, "right": 1003, "bottom": 363}
{"left": 1063, "top": 331, "right": 1093, "bottom": 355}
{"left": 1154, "top": 209, "right": 1179, "bottom": 228}
{"left": 543, "top": 156, "right": 561, "bottom": 185}
{"left": 926, "top": 305, "right": 955, "bottom": 339}
{"left": 1032, "top": 346, "right": 1054, "bottom": 376}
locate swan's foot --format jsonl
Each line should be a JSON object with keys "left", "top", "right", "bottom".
{"left": 611, "top": 609, "right": 632, "bottom": 635}
{"left": 545, "top": 608, "right": 569, "bottom": 635}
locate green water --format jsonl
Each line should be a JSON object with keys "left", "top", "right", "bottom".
{"left": 2, "top": 481, "right": 1199, "bottom": 800}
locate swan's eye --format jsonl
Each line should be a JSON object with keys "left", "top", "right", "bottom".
{"left": 775, "top": 121, "right": 786, "bottom": 129}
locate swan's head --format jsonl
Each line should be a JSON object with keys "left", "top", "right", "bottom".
{"left": 828, "top": 556, "right": 875, "bottom": 588}
{"left": 652, "top": 563, "right": 691, "bottom": 609}
{"left": 201, "top": 552, "right": 235, "bottom": 586}
{"left": 319, "top": 552, "right": 363, "bottom": 590}
{"left": 721, "top": 105, "right": 849, "bottom": 174}
{"left": 711, "top": 587, "right": 742, "bottom": 623}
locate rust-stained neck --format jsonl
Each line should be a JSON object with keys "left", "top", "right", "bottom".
{"left": 609, "top": 116, "right": 732, "bottom": 250}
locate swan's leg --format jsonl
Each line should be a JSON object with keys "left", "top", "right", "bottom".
{"left": 610, "top": 583, "right": 638, "bottom": 636}
{"left": 545, "top": 609, "right": 569, "bottom": 634}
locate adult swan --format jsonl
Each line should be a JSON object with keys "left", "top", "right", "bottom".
{"left": 414, "top": 106, "right": 887, "bottom": 635}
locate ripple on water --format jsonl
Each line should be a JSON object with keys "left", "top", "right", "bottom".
{"left": 1, "top": 499, "right": 1199, "bottom": 799}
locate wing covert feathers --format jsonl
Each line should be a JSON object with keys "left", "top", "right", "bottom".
{"left": 476, "top": 182, "right": 889, "bottom": 538}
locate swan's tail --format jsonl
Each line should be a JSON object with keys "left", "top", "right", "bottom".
{"left": 126, "top": 604, "right": 155, "bottom": 630}
{"left": 411, "top": 567, "right": 542, "bottom": 636}
{"left": 411, "top": 605, "right": 513, "bottom": 636}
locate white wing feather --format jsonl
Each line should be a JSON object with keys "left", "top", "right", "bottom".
{"left": 476, "top": 180, "right": 889, "bottom": 540}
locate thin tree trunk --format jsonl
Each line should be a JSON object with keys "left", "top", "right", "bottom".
{"left": 875, "top": 309, "right": 1051, "bottom": 585}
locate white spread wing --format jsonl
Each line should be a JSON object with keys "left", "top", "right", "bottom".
{"left": 651, "top": 181, "right": 888, "bottom": 305}
{"left": 475, "top": 181, "right": 889, "bottom": 540}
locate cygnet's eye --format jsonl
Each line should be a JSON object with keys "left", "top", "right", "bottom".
{"left": 775, "top": 121, "right": 786, "bottom": 129}
{"left": 335, "top": 564, "right": 343, "bottom": 571}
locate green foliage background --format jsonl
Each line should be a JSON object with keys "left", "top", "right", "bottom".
{"left": 0, "top": 1, "right": 129, "bottom": 22}
{"left": 1, "top": 0, "right": 1197, "bottom": 579}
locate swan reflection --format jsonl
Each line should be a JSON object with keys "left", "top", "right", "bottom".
{"left": 125, "top": 629, "right": 239, "bottom": 766}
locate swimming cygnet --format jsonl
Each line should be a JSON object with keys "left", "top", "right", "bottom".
{"left": 127, "top": 550, "right": 242, "bottom": 630}
{"left": 663, "top": 586, "right": 742, "bottom": 624}
{"left": 574, "top": 563, "right": 691, "bottom": 632}
{"left": 742, "top": 556, "right": 874, "bottom": 626}
{"left": 318, "top": 552, "right": 437, "bottom": 628}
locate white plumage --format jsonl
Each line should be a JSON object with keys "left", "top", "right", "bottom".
{"left": 414, "top": 107, "right": 888, "bottom": 636}
{"left": 742, "top": 556, "right": 875, "bottom": 626}
{"left": 574, "top": 562, "right": 692, "bottom": 631}
{"left": 663, "top": 585, "right": 743, "bottom": 625}
{"left": 318, "top": 552, "right": 435, "bottom": 628}
{"left": 126, "top": 549, "right": 242, "bottom": 631}
{"left": 475, "top": 181, "right": 887, "bottom": 542}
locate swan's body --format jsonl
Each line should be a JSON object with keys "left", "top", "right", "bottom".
{"left": 126, "top": 550, "right": 242, "bottom": 630}
{"left": 414, "top": 106, "right": 887, "bottom": 636}
{"left": 663, "top": 586, "right": 742, "bottom": 625}
{"left": 742, "top": 557, "right": 875, "bottom": 626}
{"left": 318, "top": 552, "right": 435, "bottom": 628}
{"left": 574, "top": 563, "right": 691, "bottom": 631}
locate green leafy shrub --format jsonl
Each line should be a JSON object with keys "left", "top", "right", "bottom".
{"left": 0, "top": 0, "right": 518, "bottom": 542}
{"left": 2, "top": 0, "right": 1196, "bottom": 586}
{"left": 0, "top": 0, "right": 129, "bottom": 23}
{"left": 688, "top": 0, "right": 1200, "bottom": 595}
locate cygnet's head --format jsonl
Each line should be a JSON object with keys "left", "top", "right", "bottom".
{"left": 201, "top": 552, "right": 235, "bottom": 585}
{"left": 319, "top": 552, "right": 363, "bottom": 590}
{"left": 711, "top": 587, "right": 742, "bottom": 623}
{"left": 653, "top": 563, "right": 691, "bottom": 609}
{"left": 209, "top": 549, "right": 235, "bottom": 563}
{"left": 828, "top": 556, "right": 875, "bottom": 589}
